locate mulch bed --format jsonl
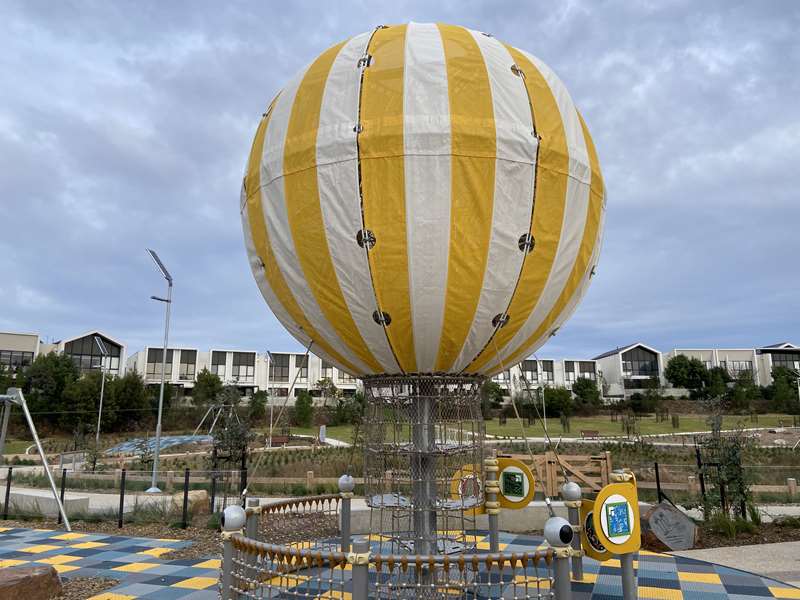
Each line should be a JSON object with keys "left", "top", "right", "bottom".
{"left": 55, "top": 577, "right": 118, "bottom": 600}
{"left": 693, "top": 521, "right": 800, "bottom": 548}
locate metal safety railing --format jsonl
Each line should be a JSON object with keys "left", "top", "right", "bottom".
{"left": 219, "top": 491, "right": 573, "bottom": 600}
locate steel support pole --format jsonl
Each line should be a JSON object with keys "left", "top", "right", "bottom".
{"left": 341, "top": 492, "right": 352, "bottom": 552}
{"left": 411, "top": 395, "right": 436, "bottom": 555}
{"left": 246, "top": 498, "right": 259, "bottom": 539}
{"left": 484, "top": 454, "right": 500, "bottom": 553}
{"left": 11, "top": 390, "right": 71, "bottom": 530}
{"left": 350, "top": 539, "right": 370, "bottom": 600}
{"left": 149, "top": 280, "right": 172, "bottom": 493}
{"left": 620, "top": 552, "right": 637, "bottom": 600}
{"left": 566, "top": 503, "right": 583, "bottom": 580}
{"left": 221, "top": 533, "right": 234, "bottom": 600}
{"left": 553, "top": 551, "right": 572, "bottom": 600}
{"left": 0, "top": 400, "right": 10, "bottom": 462}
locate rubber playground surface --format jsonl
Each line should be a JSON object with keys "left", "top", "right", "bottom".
{"left": 0, "top": 527, "right": 798, "bottom": 599}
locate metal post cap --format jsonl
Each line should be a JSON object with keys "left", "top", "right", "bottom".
{"left": 544, "top": 516, "right": 574, "bottom": 547}
{"left": 338, "top": 473, "right": 355, "bottom": 493}
{"left": 560, "top": 481, "right": 582, "bottom": 501}
{"left": 221, "top": 505, "right": 246, "bottom": 531}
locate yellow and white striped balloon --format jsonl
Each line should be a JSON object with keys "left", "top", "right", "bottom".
{"left": 241, "top": 23, "right": 605, "bottom": 378}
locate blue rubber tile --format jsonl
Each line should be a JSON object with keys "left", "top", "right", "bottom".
{"left": 109, "top": 582, "right": 170, "bottom": 596}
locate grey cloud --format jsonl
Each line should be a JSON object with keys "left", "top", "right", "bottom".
{"left": 0, "top": 0, "right": 797, "bottom": 361}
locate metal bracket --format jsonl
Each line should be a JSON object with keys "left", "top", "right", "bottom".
{"left": 357, "top": 55, "right": 372, "bottom": 69}
{"left": 347, "top": 550, "right": 371, "bottom": 565}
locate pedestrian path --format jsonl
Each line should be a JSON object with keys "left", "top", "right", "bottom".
{"left": 0, "top": 527, "right": 218, "bottom": 599}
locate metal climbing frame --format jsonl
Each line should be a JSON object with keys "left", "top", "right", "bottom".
{"left": 361, "top": 375, "right": 485, "bottom": 557}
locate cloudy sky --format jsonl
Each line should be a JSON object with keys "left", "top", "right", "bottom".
{"left": 1, "top": 0, "right": 798, "bottom": 361}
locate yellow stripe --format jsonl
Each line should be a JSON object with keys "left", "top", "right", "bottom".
{"left": 245, "top": 96, "right": 362, "bottom": 376}
{"left": 359, "top": 24, "right": 416, "bottom": 373}
{"left": 485, "top": 110, "right": 604, "bottom": 373}
{"left": 283, "top": 41, "right": 383, "bottom": 374}
{"left": 434, "top": 24, "right": 496, "bottom": 372}
{"left": 466, "top": 45, "right": 569, "bottom": 373}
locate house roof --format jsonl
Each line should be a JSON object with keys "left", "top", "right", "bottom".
{"left": 759, "top": 342, "right": 797, "bottom": 350}
{"left": 592, "top": 342, "right": 660, "bottom": 360}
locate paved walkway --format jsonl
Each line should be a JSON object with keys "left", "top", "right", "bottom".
{"left": 672, "top": 541, "right": 800, "bottom": 587}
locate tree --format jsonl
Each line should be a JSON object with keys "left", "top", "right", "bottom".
{"left": 544, "top": 387, "right": 573, "bottom": 417}
{"left": 315, "top": 377, "right": 341, "bottom": 408}
{"left": 765, "top": 367, "right": 800, "bottom": 414}
{"left": 664, "top": 355, "right": 709, "bottom": 392}
{"left": 480, "top": 381, "right": 504, "bottom": 417}
{"left": 707, "top": 367, "right": 729, "bottom": 400}
{"left": 294, "top": 390, "right": 314, "bottom": 427}
{"left": 192, "top": 368, "right": 223, "bottom": 407}
{"left": 63, "top": 370, "right": 103, "bottom": 434}
{"left": 110, "top": 371, "right": 149, "bottom": 430}
{"left": 725, "top": 371, "right": 761, "bottom": 413}
{"left": 571, "top": 378, "right": 602, "bottom": 414}
{"left": 23, "top": 353, "right": 80, "bottom": 431}
{"left": 248, "top": 390, "right": 267, "bottom": 424}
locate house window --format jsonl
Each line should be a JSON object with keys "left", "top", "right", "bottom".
{"left": 146, "top": 348, "right": 173, "bottom": 378}
{"left": 339, "top": 370, "right": 356, "bottom": 383}
{"left": 179, "top": 350, "right": 196, "bottom": 381}
{"left": 295, "top": 354, "right": 308, "bottom": 380}
{"left": 64, "top": 334, "right": 122, "bottom": 375}
{"left": 771, "top": 352, "right": 800, "bottom": 371}
{"left": 321, "top": 360, "right": 334, "bottom": 380}
{"left": 211, "top": 351, "right": 227, "bottom": 379}
{"left": 521, "top": 360, "right": 538, "bottom": 382}
{"left": 541, "top": 360, "right": 554, "bottom": 383}
{"left": 493, "top": 370, "right": 510, "bottom": 382}
{"left": 579, "top": 361, "right": 596, "bottom": 380}
{"left": 0, "top": 350, "right": 34, "bottom": 371}
{"left": 232, "top": 352, "right": 255, "bottom": 383}
{"left": 269, "top": 354, "right": 290, "bottom": 382}
{"left": 621, "top": 347, "right": 658, "bottom": 377}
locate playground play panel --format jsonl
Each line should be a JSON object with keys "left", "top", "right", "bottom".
{"left": 1, "top": 527, "right": 799, "bottom": 599}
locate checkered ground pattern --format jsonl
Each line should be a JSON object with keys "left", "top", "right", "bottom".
{"left": 0, "top": 527, "right": 798, "bottom": 599}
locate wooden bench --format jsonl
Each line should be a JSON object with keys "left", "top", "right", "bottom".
{"left": 267, "top": 435, "right": 290, "bottom": 447}
{"left": 580, "top": 429, "right": 600, "bottom": 439}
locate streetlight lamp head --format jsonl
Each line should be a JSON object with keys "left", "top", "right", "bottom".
{"left": 146, "top": 248, "right": 173, "bottom": 284}
{"left": 150, "top": 295, "right": 171, "bottom": 303}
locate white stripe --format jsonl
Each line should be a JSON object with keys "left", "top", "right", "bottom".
{"left": 450, "top": 30, "right": 538, "bottom": 372}
{"left": 240, "top": 185, "right": 311, "bottom": 349}
{"left": 260, "top": 68, "right": 371, "bottom": 375}
{"left": 492, "top": 198, "right": 605, "bottom": 377}
{"left": 482, "top": 51, "right": 592, "bottom": 373}
{"left": 403, "top": 22, "right": 452, "bottom": 372}
{"left": 316, "top": 33, "right": 400, "bottom": 374}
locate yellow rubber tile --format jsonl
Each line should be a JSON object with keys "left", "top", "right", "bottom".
{"left": 771, "top": 588, "right": 800, "bottom": 599}
{"left": 639, "top": 550, "right": 669, "bottom": 557}
{"left": 678, "top": 572, "right": 722, "bottom": 584}
{"left": 112, "top": 561, "right": 160, "bottom": 573}
{"left": 51, "top": 532, "right": 88, "bottom": 540}
{"left": 317, "top": 591, "right": 352, "bottom": 599}
{"left": 87, "top": 593, "right": 136, "bottom": 600}
{"left": 193, "top": 558, "right": 221, "bottom": 569}
{"left": 475, "top": 541, "right": 508, "bottom": 550}
{"left": 639, "top": 586, "right": 683, "bottom": 600}
{"left": 0, "top": 527, "right": 11, "bottom": 532}
{"left": 574, "top": 573, "right": 597, "bottom": 583}
{"left": 33, "top": 528, "right": 53, "bottom": 532}
{"left": 604, "top": 558, "right": 639, "bottom": 568}
{"left": 157, "top": 538, "right": 180, "bottom": 542}
{"left": 171, "top": 576, "right": 218, "bottom": 590}
{"left": 513, "top": 575, "right": 551, "bottom": 588}
{"left": 20, "top": 544, "right": 62, "bottom": 554}
{"left": 138, "top": 547, "right": 172, "bottom": 557}
{"left": 0, "top": 559, "right": 28, "bottom": 568}
{"left": 71, "top": 541, "right": 108, "bottom": 549}
{"left": 53, "top": 564, "right": 81, "bottom": 574}
{"left": 36, "top": 554, "right": 82, "bottom": 565}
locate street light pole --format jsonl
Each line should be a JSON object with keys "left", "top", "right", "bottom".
{"left": 146, "top": 249, "right": 173, "bottom": 494}
{"left": 266, "top": 351, "right": 273, "bottom": 449}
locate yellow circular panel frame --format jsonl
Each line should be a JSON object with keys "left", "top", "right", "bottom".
{"left": 496, "top": 458, "right": 535, "bottom": 509}
{"left": 450, "top": 464, "right": 485, "bottom": 516}
{"left": 592, "top": 482, "right": 641, "bottom": 554}
{"left": 579, "top": 498, "right": 612, "bottom": 562}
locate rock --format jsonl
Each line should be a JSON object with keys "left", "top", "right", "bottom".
{"left": 774, "top": 439, "right": 787, "bottom": 446}
{"left": 171, "top": 489, "right": 210, "bottom": 515}
{"left": 0, "top": 565, "right": 62, "bottom": 599}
